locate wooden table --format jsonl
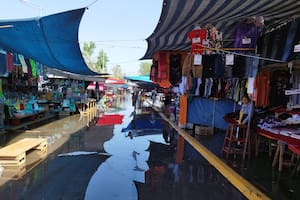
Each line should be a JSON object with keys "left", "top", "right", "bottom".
{"left": 256, "top": 127, "right": 300, "bottom": 172}
{"left": 9, "top": 108, "right": 46, "bottom": 126}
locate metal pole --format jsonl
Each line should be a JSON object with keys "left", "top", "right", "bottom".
{"left": 242, "top": 98, "right": 253, "bottom": 162}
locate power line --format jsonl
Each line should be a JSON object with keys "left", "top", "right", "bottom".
{"left": 86, "top": 0, "right": 101, "bottom": 8}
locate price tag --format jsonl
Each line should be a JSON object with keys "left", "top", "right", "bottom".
{"left": 192, "top": 37, "right": 201, "bottom": 43}
{"left": 242, "top": 37, "right": 251, "bottom": 44}
{"left": 194, "top": 54, "right": 202, "bottom": 65}
{"left": 226, "top": 54, "right": 234, "bottom": 65}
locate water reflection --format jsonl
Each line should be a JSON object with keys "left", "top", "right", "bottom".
{"left": 85, "top": 104, "right": 166, "bottom": 200}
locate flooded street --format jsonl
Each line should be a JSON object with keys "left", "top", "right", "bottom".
{"left": 0, "top": 98, "right": 244, "bottom": 200}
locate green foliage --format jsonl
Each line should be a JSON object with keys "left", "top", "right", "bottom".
{"left": 82, "top": 42, "right": 108, "bottom": 73}
{"left": 138, "top": 62, "right": 151, "bottom": 75}
{"left": 111, "top": 65, "right": 123, "bottom": 79}
{"left": 96, "top": 50, "right": 109, "bottom": 73}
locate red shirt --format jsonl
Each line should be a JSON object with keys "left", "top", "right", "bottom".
{"left": 188, "top": 29, "right": 207, "bottom": 54}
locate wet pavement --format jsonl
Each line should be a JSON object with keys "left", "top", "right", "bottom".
{"left": 0, "top": 98, "right": 247, "bottom": 199}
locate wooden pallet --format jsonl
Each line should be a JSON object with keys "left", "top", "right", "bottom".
{"left": 0, "top": 138, "right": 47, "bottom": 168}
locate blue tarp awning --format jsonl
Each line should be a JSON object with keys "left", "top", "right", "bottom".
{"left": 0, "top": 8, "right": 97, "bottom": 75}
{"left": 124, "top": 75, "right": 153, "bottom": 83}
{"left": 187, "top": 97, "right": 240, "bottom": 130}
{"left": 124, "top": 75, "right": 157, "bottom": 88}
{"left": 143, "top": 0, "right": 300, "bottom": 59}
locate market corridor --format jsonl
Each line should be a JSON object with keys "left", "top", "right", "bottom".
{"left": 0, "top": 98, "right": 244, "bottom": 200}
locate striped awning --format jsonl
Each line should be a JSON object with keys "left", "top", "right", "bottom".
{"left": 143, "top": 0, "right": 300, "bottom": 59}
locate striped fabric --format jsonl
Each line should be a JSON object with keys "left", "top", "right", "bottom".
{"left": 143, "top": 0, "right": 300, "bottom": 59}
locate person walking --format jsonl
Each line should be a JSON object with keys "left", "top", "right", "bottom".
{"left": 151, "top": 88, "right": 157, "bottom": 105}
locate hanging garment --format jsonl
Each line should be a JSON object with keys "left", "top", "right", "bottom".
{"left": 150, "top": 59, "right": 158, "bottom": 82}
{"left": 274, "top": 25, "right": 289, "bottom": 60}
{"left": 195, "top": 78, "right": 202, "bottom": 96}
{"left": 214, "top": 54, "right": 224, "bottom": 78}
{"left": 13, "top": 54, "right": 21, "bottom": 65}
{"left": 18, "top": 55, "right": 28, "bottom": 73}
{"left": 179, "top": 76, "right": 187, "bottom": 95}
{"left": 29, "top": 59, "right": 37, "bottom": 79}
{"left": 169, "top": 54, "right": 182, "bottom": 85}
{"left": 245, "top": 55, "right": 259, "bottom": 78}
{"left": 232, "top": 55, "right": 246, "bottom": 78}
{"left": 36, "top": 62, "right": 44, "bottom": 76}
{"left": 224, "top": 65, "right": 233, "bottom": 78}
{"left": 292, "top": 70, "right": 300, "bottom": 106}
{"left": 282, "top": 18, "right": 300, "bottom": 61}
{"left": 192, "top": 65, "right": 203, "bottom": 78}
{"left": 202, "top": 55, "right": 214, "bottom": 78}
{"left": 0, "top": 52, "right": 8, "bottom": 77}
{"left": 25, "top": 59, "right": 32, "bottom": 77}
{"left": 206, "top": 27, "right": 223, "bottom": 54}
{"left": 209, "top": 79, "right": 219, "bottom": 98}
{"left": 6, "top": 53, "right": 14, "bottom": 73}
{"left": 269, "top": 70, "right": 290, "bottom": 107}
{"left": 254, "top": 70, "right": 271, "bottom": 106}
{"left": 157, "top": 52, "right": 168, "bottom": 81}
{"left": 234, "top": 22, "right": 261, "bottom": 50}
{"left": 182, "top": 54, "right": 193, "bottom": 76}
{"left": 188, "top": 29, "right": 207, "bottom": 54}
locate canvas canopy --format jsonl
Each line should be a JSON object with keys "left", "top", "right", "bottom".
{"left": 0, "top": 8, "right": 97, "bottom": 75}
{"left": 143, "top": 0, "right": 300, "bottom": 59}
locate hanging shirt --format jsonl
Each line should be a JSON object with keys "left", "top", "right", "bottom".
{"left": 6, "top": 53, "right": 14, "bottom": 72}
{"left": 188, "top": 29, "right": 207, "bottom": 54}
{"left": 18, "top": 54, "right": 28, "bottom": 73}
{"left": 0, "top": 52, "right": 8, "bottom": 77}
{"left": 29, "top": 59, "right": 37, "bottom": 78}
{"left": 157, "top": 52, "right": 168, "bottom": 81}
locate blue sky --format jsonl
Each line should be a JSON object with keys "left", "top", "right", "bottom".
{"left": 0, "top": 0, "right": 163, "bottom": 75}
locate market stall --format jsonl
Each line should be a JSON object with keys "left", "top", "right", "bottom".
{"left": 142, "top": 0, "right": 300, "bottom": 199}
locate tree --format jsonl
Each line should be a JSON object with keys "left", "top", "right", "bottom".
{"left": 81, "top": 42, "right": 109, "bottom": 73}
{"left": 96, "top": 50, "right": 109, "bottom": 73}
{"left": 82, "top": 42, "right": 96, "bottom": 70}
{"left": 111, "top": 65, "right": 123, "bottom": 79}
{"left": 138, "top": 62, "right": 151, "bottom": 75}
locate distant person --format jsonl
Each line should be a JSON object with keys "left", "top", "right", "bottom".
{"left": 151, "top": 88, "right": 157, "bottom": 104}
{"left": 238, "top": 95, "right": 254, "bottom": 125}
{"left": 132, "top": 87, "right": 138, "bottom": 109}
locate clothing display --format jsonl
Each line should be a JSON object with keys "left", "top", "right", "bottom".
{"left": 291, "top": 70, "right": 300, "bottom": 107}
{"left": 269, "top": 70, "right": 290, "bottom": 107}
{"left": 169, "top": 54, "right": 182, "bottom": 85}
{"left": 150, "top": 59, "right": 158, "bottom": 83}
{"left": 245, "top": 55, "right": 259, "bottom": 77}
{"left": 182, "top": 54, "right": 193, "bottom": 76}
{"left": 188, "top": 29, "right": 207, "bottom": 54}
{"left": 234, "top": 21, "right": 261, "bottom": 50}
{"left": 18, "top": 54, "right": 28, "bottom": 74}
{"left": 254, "top": 70, "right": 271, "bottom": 106}
{"left": 6, "top": 53, "right": 14, "bottom": 73}
{"left": 205, "top": 26, "right": 223, "bottom": 55}
{"left": 0, "top": 52, "right": 8, "bottom": 77}
{"left": 157, "top": 52, "right": 168, "bottom": 81}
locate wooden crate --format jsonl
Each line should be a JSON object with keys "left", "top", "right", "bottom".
{"left": 194, "top": 125, "right": 214, "bottom": 137}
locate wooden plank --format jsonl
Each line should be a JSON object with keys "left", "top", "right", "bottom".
{"left": 0, "top": 138, "right": 47, "bottom": 157}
